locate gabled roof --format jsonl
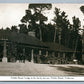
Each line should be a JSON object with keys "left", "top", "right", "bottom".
{"left": 0, "top": 30, "right": 47, "bottom": 48}
{"left": 43, "top": 42, "right": 75, "bottom": 52}
{"left": 0, "top": 30, "right": 81, "bottom": 52}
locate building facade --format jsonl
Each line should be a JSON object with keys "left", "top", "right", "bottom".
{"left": 0, "top": 30, "right": 82, "bottom": 64}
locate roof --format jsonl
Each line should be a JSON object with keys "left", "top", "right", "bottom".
{"left": 0, "top": 30, "right": 81, "bottom": 52}
{"left": 43, "top": 42, "right": 75, "bottom": 52}
{"left": 0, "top": 30, "right": 47, "bottom": 48}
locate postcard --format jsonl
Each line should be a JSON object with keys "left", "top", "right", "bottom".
{"left": 0, "top": 2, "right": 84, "bottom": 81}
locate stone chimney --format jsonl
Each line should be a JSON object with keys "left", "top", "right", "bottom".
{"left": 28, "top": 31, "right": 35, "bottom": 37}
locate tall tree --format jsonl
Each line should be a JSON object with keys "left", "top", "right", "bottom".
{"left": 70, "top": 16, "right": 82, "bottom": 61}
{"left": 5, "top": 27, "right": 11, "bottom": 32}
{"left": 72, "top": 16, "right": 81, "bottom": 49}
{"left": 80, "top": 6, "right": 84, "bottom": 36}
{"left": 21, "top": 10, "right": 32, "bottom": 29}
{"left": 45, "top": 24, "right": 55, "bottom": 42}
{"left": 53, "top": 7, "right": 70, "bottom": 46}
{"left": 29, "top": 4, "right": 52, "bottom": 41}
{"left": 53, "top": 8, "right": 60, "bottom": 43}
{"left": 19, "top": 24, "right": 28, "bottom": 34}
{"left": 80, "top": 6, "right": 84, "bottom": 14}
{"left": 11, "top": 26, "right": 18, "bottom": 32}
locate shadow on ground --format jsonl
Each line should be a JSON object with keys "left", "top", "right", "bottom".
{"left": 51, "top": 66, "right": 84, "bottom": 76}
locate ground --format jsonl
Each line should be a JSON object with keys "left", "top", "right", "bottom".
{"left": 0, "top": 62, "right": 84, "bottom": 76}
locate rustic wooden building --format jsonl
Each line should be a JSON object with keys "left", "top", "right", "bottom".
{"left": 0, "top": 30, "right": 48, "bottom": 63}
{"left": 0, "top": 30, "right": 81, "bottom": 64}
{"left": 43, "top": 42, "right": 81, "bottom": 64}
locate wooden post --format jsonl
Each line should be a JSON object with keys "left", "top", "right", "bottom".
{"left": 82, "top": 53, "right": 84, "bottom": 63}
{"left": 31, "top": 49, "right": 34, "bottom": 63}
{"left": 63, "top": 53, "right": 66, "bottom": 58}
{"left": 39, "top": 50, "right": 41, "bottom": 55}
{"left": 23, "top": 48, "right": 25, "bottom": 63}
{"left": 46, "top": 51, "right": 48, "bottom": 57}
{"left": 52, "top": 52, "right": 55, "bottom": 57}
{"left": 37, "top": 50, "right": 42, "bottom": 63}
{"left": 57, "top": 52, "right": 60, "bottom": 64}
{"left": 72, "top": 53, "right": 75, "bottom": 60}
{"left": 63, "top": 52, "right": 66, "bottom": 64}
{"left": 58, "top": 52, "right": 60, "bottom": 57}
{"left": 2, "top": 40, "right": 7, "bottom": 63}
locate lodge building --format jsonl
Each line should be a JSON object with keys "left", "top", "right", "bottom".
{"left": 0, "top": 30, "right": 82, "bottom": 64}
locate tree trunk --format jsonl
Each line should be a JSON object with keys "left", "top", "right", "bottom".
{"left": 39, "top": 21, "right": 42, "bottom": 41}
{"left": 39, "top": 27, "right": 42, "bottom": 41}
{"left": 54, "top": 27, "right": 56, "bottom": 43}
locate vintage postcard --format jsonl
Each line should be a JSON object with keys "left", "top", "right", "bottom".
{"left": 0, "top": 2, "right": 84, "bottom": 81}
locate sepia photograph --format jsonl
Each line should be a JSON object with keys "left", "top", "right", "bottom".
{"left": 0, "top": 3, "right": 84, "bottom": 80}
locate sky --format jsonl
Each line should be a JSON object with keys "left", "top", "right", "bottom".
{"left": 0, "top": 4, "right": 84, "bottom": 29}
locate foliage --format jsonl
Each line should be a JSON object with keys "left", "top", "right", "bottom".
{"left": 80, "top": 6, "right": 84, "bottom": 14}
{"left": 29, "top": 4, "right": 52, "bottom": 11}
{"left": 53, "top": 7, "right": 70, "bottom": 46}
{"left": 28, "top": 4, "right": 52, "bottom": 41}
{"left": 19, "top": 24, "right": 28, "bottom": 34}
{"left": 11, "top": 26, "right": 18, "bottom": 32}
{"left": 53, "top": 7, "right": 82, "bottom": 61}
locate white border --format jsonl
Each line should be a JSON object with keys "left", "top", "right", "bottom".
{"left": 0, "top": 76, "right": 84, "bottom": 81}
{"left": 0, "top": 0, "right": 84, "bottom": 82}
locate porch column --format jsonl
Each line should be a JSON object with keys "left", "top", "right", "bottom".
{"left": 39, "top": 50, "right": 41, "bottom": 55}
{"left": 23, "top": 48, "right": 25, "bottom": 63}
{"left": 2, "top": 40, "right": 7, "bottom": 63}
{"left": 72, "top": 53, "right": 75, "bottom": 61}
{"left": 63, "top": 52, "right": 66, "bottom": 63}
{"left": 52, "top": 52, "right": 55, "bottom": 57}
{"left": 58, "top": 52, "right": 60, "bottom": 57}
{"left": 63, "top": 53, "right": 66, "bottom": 58}
{"left": 31, "top": 49, "right": 34, "bottom": 63}
{"left": 58, "top": 52, "right": 60, "bottom": 63}
{"left": 46, "top": 51, "right": 48, "bottom": 57}
{"left": 38, "top": 50, "right": 41, "bottom": 63}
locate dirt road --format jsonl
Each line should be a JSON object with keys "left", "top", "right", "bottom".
{"left": 0, "top": 62, "right": 84, "bottom": 76}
